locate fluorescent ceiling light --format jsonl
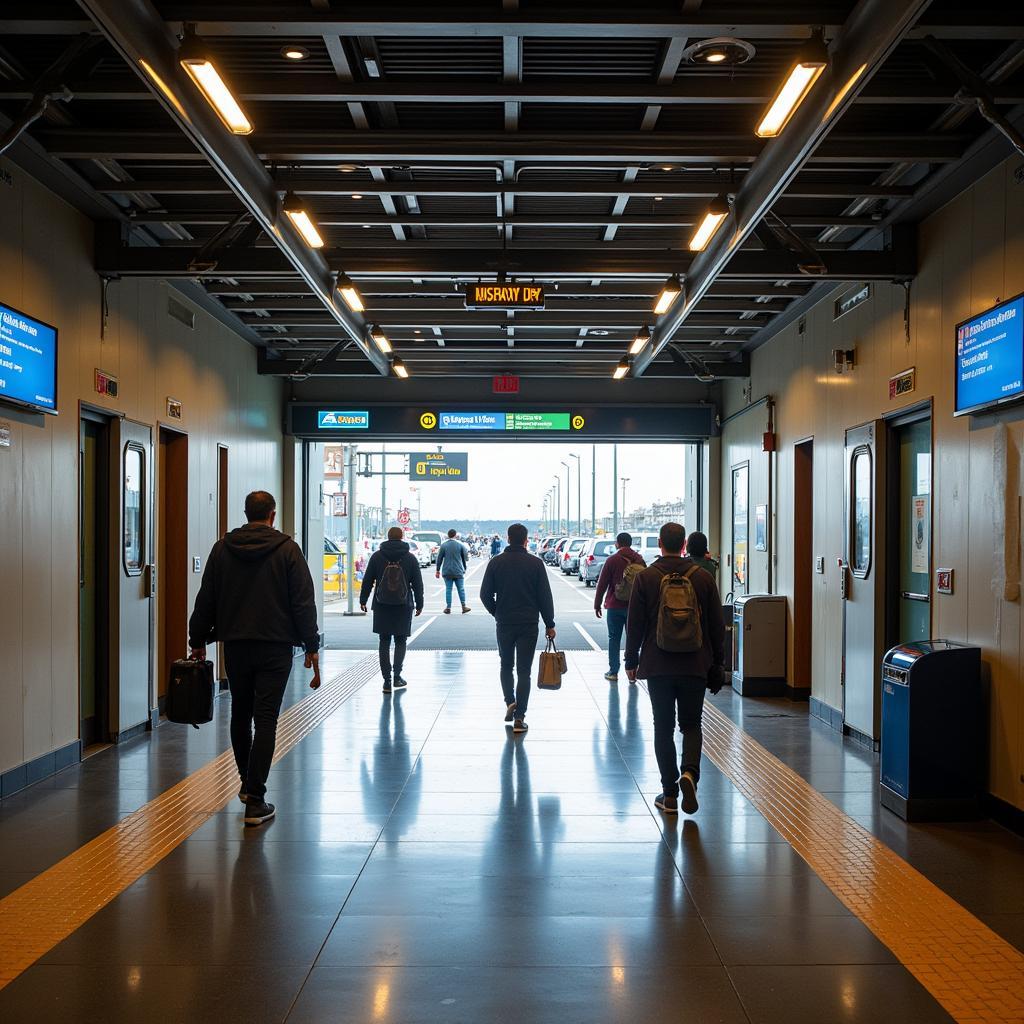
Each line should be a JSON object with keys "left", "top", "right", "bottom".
{"left": 756, "top": 32, "right": 828, "bottom": 138}
{"left": 613, "top": 359, "right": 630, "bottom": 380}
{"left": 370, "top": 326, "right": 392, "bottom": 354}
{"left": 179, "top": 37, "right": 253, "bottom": 135}
{"left": 282, "top": 192, "right": 325, "bottom": 248}
{"left": 689, "top": 194, "right": 729, "bottom": 252}
{"left": 392, "top": 358, "right": 409, "bottom": 378}
{"left": 653, "top": 276, "right": 682, "bottom": 315}
{"left": 629, "top": 326, "right": 652, "bottom": 356}
{"left": 336, "top": 275, "right": 364, "bottom": 313}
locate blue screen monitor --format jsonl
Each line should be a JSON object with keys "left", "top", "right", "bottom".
{"left": 0, "top": 302, "right": 58, "bottom": 415}
{"left": 955, "top": 293, "right": 1024, "bottom": 416}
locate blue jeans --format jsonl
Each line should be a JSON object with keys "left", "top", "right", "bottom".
{"left": 444, "top": 576, "right": 467, "bottom": 608}
{"left": 605, "top": 607, "right": 627, "bottom": 673}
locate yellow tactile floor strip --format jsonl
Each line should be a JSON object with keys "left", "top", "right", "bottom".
{"left": 697, "top": 698, "right": 1024, "bottom": 1024}
{"left": 0, "top": 654, "right": 379, "bottom": 990}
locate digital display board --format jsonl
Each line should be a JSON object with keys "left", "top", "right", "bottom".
{"left": 433, "top": 411, "right": 572, "bottom": 431}
{"left": 464, "top": 284, "right": 544, "bottom": 310}
{"left": 409, "top": 452, "right": 468, "bottom": 481}
{"left": 0, "top": 302, "right": 58, "bottom": 414}
{"left": 955, "top": 294, "right": 1024, "bottom": 416}
{"left": 317, "top": 410, "right": 369, "bottom": 429}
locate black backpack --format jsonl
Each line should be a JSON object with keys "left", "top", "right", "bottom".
{"left": 377, "top": 558, "right": 409, "bottom": 605}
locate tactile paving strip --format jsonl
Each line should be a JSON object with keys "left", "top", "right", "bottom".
{"left": 697, "top": 699, "right": 1024, "bottom": 1024}
{"left": 0, "top": 655, "right": 379, "bottom": 989}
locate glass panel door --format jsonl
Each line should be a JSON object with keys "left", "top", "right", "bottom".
{"left": 897, "top": 418, "right": 931, "bottom": 641}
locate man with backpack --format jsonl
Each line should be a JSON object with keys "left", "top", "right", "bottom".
{"left": 360, "top": 527, "right": 425, "bottom": 693}
{"left": 435, "top": 528, "right": 471, "bottom": 614}
{"left": 593, "top": 531, "right": 646, "bottom": 682}
{"left": 624, "top": 522, "right": 725, "bottom": 816}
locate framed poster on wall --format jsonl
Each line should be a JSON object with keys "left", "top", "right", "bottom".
{"left": 754, "top": 504, "right": 768, "bottom": 551}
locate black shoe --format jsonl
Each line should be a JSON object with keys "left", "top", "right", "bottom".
{"left": 393, "top": 675, "right": 408, "bottom": 689}
{"left": 513, "top": 718, "right": 529, "bottom": 733}
{"left": 504, "top": 702, "right": 517, "bottom": 723}
{"left": 679, "top": 771, "right": 699, "bottom": 814}
{"left": 654, "top": 792, "right": 678, "bottom": 814}
{"left": 243, "top": 798, "right": 276, "bottom": 826}
{"left": 382, "top": 679, "right": 392, "bottom": 693}
{"left": 238, "top": 786, "right": 248, "bottom": 805}
{"left": 444, "top": 607, "right": 451, "bottom": 614}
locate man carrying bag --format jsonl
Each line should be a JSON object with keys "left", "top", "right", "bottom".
{"left": 624, "top": 522, "right": 725, "bottom": 816}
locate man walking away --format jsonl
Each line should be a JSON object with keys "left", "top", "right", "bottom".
{"left": 480, "top": 523, "right": 556, "bottom": 733}
{"left": 360, "top": 527, "right": 424, "bottom": 693}
{"left": 624, "top": 522, "right": 725, "bottom": 816}
{"left": 436, "top": 528, "right": 471, "bottom": 614}
{"left": 188, "top": 490, "right": 321, "bottom": 828}
{"left": 490, "top": 534, "right": 502, "bottom": 558}
{"left": 685, "top": 531, "right": 720, "bottom": 585}
{"left": 594, "top": 531, "right": 646, "bottom": 683}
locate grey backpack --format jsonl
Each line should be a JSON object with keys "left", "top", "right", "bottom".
{"left": 655, "top": 564, "right": 704, "bottom": 652}
{"left": 377, "top": 559, "right": 409, "bottom": 605}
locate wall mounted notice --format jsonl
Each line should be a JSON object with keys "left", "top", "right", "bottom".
{"left": 955, "top": 294, "right": 1024, "bottom": 415}
{"left": 911, "top": 495, "right": 929, "bottom": 574}
{"left": 0, "top": 302, "right": 58, "bottom": 414}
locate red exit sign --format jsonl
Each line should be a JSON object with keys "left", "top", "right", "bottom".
{"left": 493, "top": 374, "right": 520, "bottom": 394}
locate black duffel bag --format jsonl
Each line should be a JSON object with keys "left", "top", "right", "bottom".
{"left": 166, "top": 658, "right": 215, "bottom": 729}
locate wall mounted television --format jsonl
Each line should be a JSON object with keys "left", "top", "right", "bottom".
{"left": 0, "top": 301, "right": 58, "bottom": 415}
{"left": 954, "top": 292, "right": 1024, "bottom": 417}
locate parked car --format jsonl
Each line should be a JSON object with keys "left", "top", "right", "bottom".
{"left": 560, "top": 536, "right": 588, "bottom": 574}
{"left": 412, "top": 530, "right": 443, "bottom": 562}
{"left": 407, "top": 539, "right": 432, "bottom": 568}
{"left": 579, "top": 537, "right": 617, "bottom": 586}
{"left": 546, "top": 537, "right": 569, "bottom": 565}
{"left": 539, "top": 536, "right": 558, "bottom": 562}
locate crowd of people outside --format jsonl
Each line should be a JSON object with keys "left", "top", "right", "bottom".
{"left": 190, "top": 494, "right": 724, "bottom": 826}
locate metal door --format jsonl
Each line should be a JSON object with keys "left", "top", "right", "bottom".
{"left": 112, "top": 418, "right": 154, "bottom": 736}
{"left": 843, "top": 420, "right": 885, "bottom": 740}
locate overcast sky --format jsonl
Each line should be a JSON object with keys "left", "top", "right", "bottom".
{"left": 338, "top": 442, "right": 693, "bottom": 522}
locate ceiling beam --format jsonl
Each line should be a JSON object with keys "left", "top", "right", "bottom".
{"left": 76, "top": 0, "right": 389, "bottom": 376}
{"left": 36, "top": 130, "right": 968, "bottom": 164}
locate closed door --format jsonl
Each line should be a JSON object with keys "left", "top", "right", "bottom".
{"left": 114, "top": 419, "right": 154, "bottom": 735}
{"left": 892, "top": 417, "right": 931, "bottom": 644}
{"left": 843, "top": 421, "right": 886, "bottom": 740}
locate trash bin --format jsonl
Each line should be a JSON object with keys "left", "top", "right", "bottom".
{"left": 880, "top": 640, "right": 982, "bottom": 821}
{"left": 732, "top": 595, "right": 787, "bottom": 696}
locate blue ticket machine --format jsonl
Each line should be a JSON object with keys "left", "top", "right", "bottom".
{"left": 880, "top": 640, "right": 982, "bottom": 821}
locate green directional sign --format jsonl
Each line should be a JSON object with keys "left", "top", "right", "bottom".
{"left": 506, "top": 412, "right": 571, "bottom": 431}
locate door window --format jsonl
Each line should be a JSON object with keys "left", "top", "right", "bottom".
{"left": 731, "top": 464, "right": 749, "bottom": 594}
{"left": 850, "top": 446, "right": 872, "bottom": 577}
{"left": 123, "top": 443, "right": 145, "bottom": 575}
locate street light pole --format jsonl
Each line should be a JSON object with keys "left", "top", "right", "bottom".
{"left": 591, "top": 444, "right": 596, "bottom": 534}
{"left": 553, "top": 475, "right": 561, "bottom": 534}
{"left": 560, "top": 461, "right": 571, "bottom": 535}
{"left": 612, "top": 443, "right": 618, "bottom": 535}
{"left": 621, "top": 477, "right": 630, "bottom": 526}
{"left": 569, "top": 453, "right": 581, "bottom": 534}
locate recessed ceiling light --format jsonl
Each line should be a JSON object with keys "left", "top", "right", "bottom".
{"left": 281, "top": 45, "right": 309, "bottom": 61}
{"left": 683, "top": 37, "right": 756, "bottom": 67}
{"left": 362, "top": 224, "right": 371, "bottom": 229}
{"left": 654, "top": 196, "right": 663, "bottom": 202}
{"left": 351, "top": 193, "right": 363, "bottom": 199}
{"left": 338, "top": 164, "right": 358, "bottom": 173}
{"left": 589, "top": 329, "right": 610, "bottom": 336}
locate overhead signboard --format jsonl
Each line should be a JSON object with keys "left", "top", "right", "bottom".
{"left": 464, "top": 283, "right": 545, "bottom": 310}
{"left": 409, "top": 451, "right": 468, "bottom": 481}
{"left": 954, "top": 293, "right": 1024, "bottom": 416}
{"left": 292, "top": 403, "right": 716, "bottom": 439}
{"left": 317, "top": 410, "right": 369, "bottom": 429}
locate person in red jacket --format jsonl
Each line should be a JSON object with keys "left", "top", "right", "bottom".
{"left": 594, "top": 532, "right": 646, "bottom": 682}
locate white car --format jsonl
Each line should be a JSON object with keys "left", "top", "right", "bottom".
{"left": 412, "top": 530, "right": 444, "bottom": 563}
{"left": 407, "top": 539, "right": 432, "bottom": 568}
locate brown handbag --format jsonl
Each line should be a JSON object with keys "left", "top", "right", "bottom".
{"left": 537, "top": 638, "right": 568, "bottom": 690}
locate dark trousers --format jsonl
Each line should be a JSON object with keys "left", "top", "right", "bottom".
{"left": 378, "top": 634, "right": 407, "bottom": 680}
{"left": 225, "top": 641, "right": 294, "bottom": 800}
{"left": 605, "top": 607, "right": 627, "bottom": 673}
{"left": 647, "top": 675, "right": 707, "bottom": 795}
{"left": 496, "top": 622, "right": 538, "bottom": 718}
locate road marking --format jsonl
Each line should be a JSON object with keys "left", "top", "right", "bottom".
{"left": 573, "top": 621, "right": 602, "bottom": 651}
{"left": 407, "top": 615, "right": 438, "bottom": 644}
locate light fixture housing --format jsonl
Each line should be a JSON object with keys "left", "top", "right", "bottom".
{"left": 282, "top": 192, "right": 325, "bottom": 248}
{"left": 689, "top": 194, "right": 730, "bottom": 252}
{"left": 756, "top": 31, "right": 829, "bottom": 138}
{"left": 392, "top": 357, "right": 409, "bottom": 378}
{"left": 613, "top": 359, "right": 630, "bottom": 380}
{"left": 336, "top": 274, "right": 364, "bottom": 313}
{"left": 653, "top": 275, "right": 682, "bottom": 315}
{"left": 629, "top": 326, "right": 652, "bottom": 356}
{"left": 682, "top": 37, "right": 756, "bottom": 67}
{"left": 178, "top": 34, "right": 254, "bottom": 135}
{"left": 369, "top": 325, "right": 392, "bottom": 354}
{"left": 280, "top": 45, "right": 309, "bottom": 61}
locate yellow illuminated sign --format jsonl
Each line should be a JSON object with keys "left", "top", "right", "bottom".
{"left": 571, "top": 414, "right": 585, "bottom": 430}
{"left": 419, "top": 411, "right": 437, "bottom": 429}
{"left": 464, "top": 284, "right": 545, "bottom": 310}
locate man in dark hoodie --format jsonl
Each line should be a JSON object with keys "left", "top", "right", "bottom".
{"left": 480, "top": 523, "right": 556, "bottom": 733}
{"left": 189, "top": 490, "right": 321, "bottom": 827}
{"left": 594, "top": 531, "right": 646, "bottom": 683}
{"left": 360, "top": 527, "right": 425, "bottom": 694}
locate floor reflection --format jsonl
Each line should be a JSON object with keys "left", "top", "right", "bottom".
{"left": 362, "top": 691, "right": 421, "bottom": 849}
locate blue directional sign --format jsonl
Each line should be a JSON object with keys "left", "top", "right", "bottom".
{"left": 438, "top": 411, "right": 507, "bottom": 430}
{"left": 317, "top": 410, "right": 369, "bottom": 429}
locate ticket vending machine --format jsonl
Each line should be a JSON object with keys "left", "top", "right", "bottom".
{"left": 880, "top": 640, "right": 982, "bottom": 821}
